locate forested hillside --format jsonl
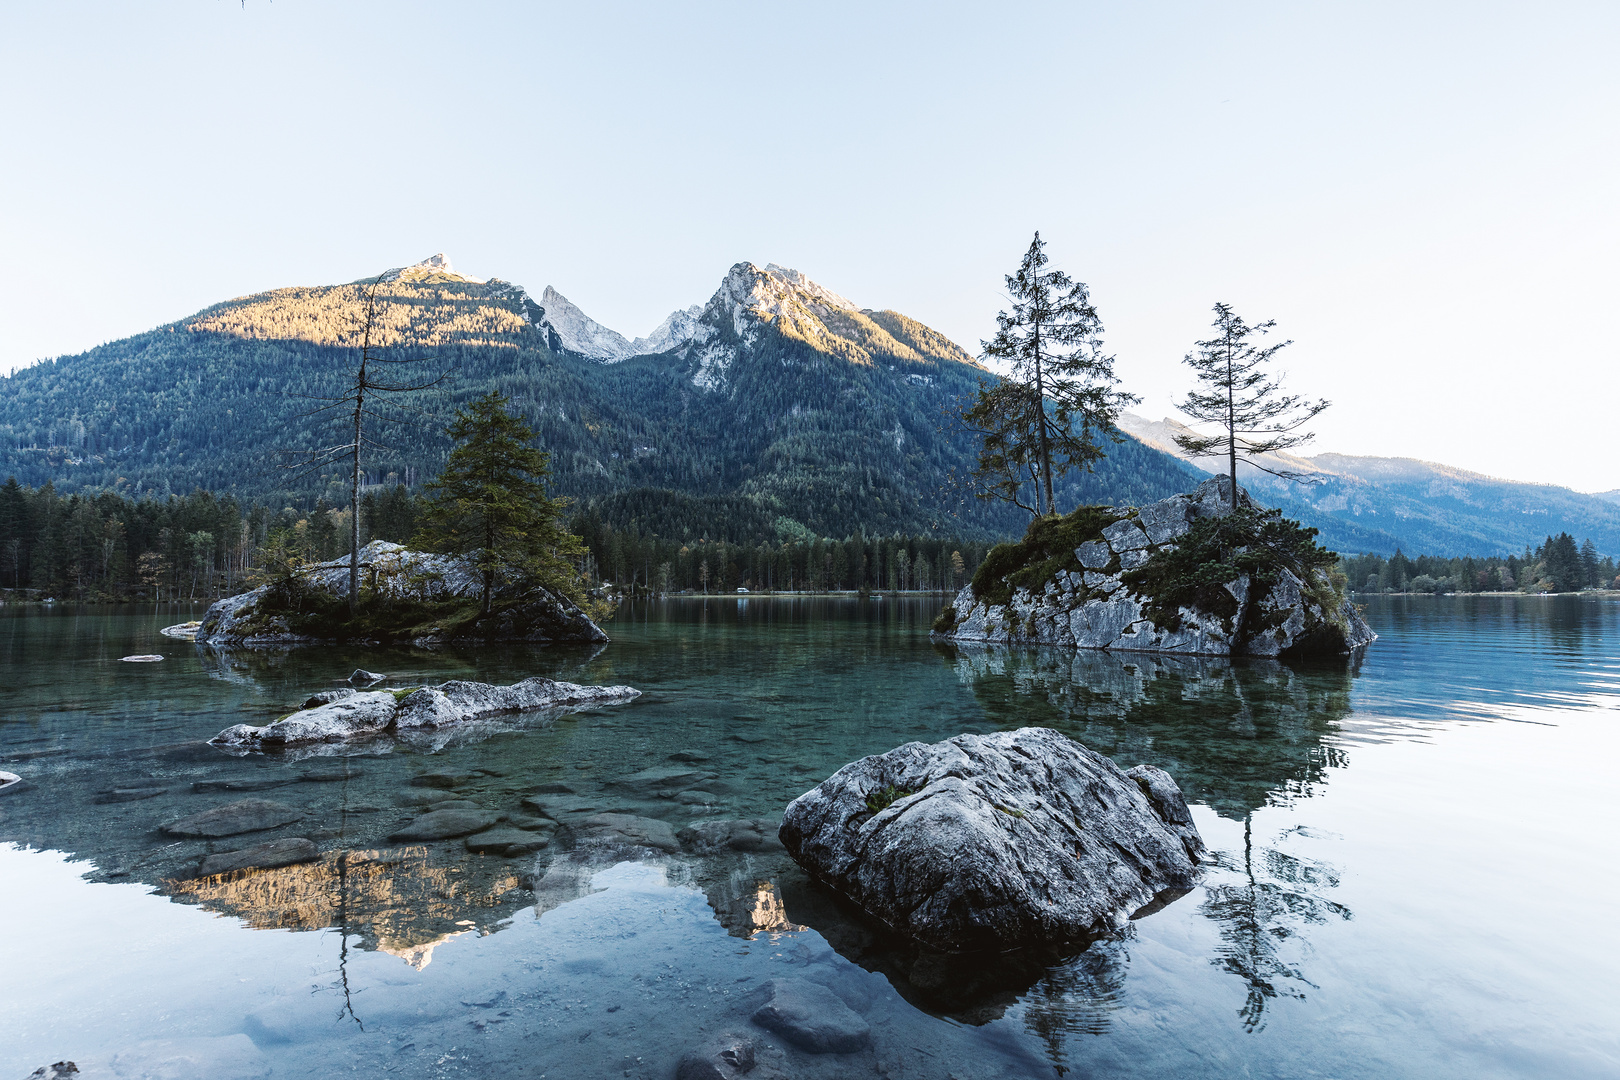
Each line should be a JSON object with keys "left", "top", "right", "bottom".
{"left": 0, "top": 258, "right": 1202, "bottom": 543}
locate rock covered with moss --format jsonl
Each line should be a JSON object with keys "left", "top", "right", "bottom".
{"left": 196, "top": 541, "right": 607, "bottom": 646}
{"left": 210, "top": 676, "right": 640, "bottom": 749}
{"left": 779, "top": 727, "right": 1205, "bottom": 951}
{"left": 935, "top": 478, "right": 1374, "bottom": 658}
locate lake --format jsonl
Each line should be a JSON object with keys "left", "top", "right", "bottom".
{"left": 1, "top": 595, "right": 1617, "bottom": 1079}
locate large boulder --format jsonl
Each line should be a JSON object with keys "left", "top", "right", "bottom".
{"left": 210, "top": 676, "right": 639, "bottom": 749}
{"left": 195, "top": 541, "right": 608, "bottom": 646}
{"left": 938, "top": 477, "right": 1376, "bottom": 658}
{"left": 779, "top": 728, "right": 1204, "bottom": 952}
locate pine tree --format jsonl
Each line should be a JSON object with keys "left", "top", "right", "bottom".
{"left": 1578, "top": 537, "right": 1600, "bottom": 588}
{"left": 1175, "top": 303, "right": 1329, "bottom": 509}
{"left": 414, "top": 392, "right": 585, "bottom": 614}
{"left": 965, "top": 232, "right": 1137, "bottom": 517}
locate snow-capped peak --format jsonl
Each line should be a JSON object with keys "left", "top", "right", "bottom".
{"left": 377, "top": 253, "right": 483, "bottom": 284}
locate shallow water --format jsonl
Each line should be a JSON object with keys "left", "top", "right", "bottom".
{"left": 1, "top": 595, "right": 1617, "bottom": 1078}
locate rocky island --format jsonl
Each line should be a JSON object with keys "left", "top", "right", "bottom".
{"left": 195, "top": 541, "right": 607, "bottom": 647}
{"left": 934, "top": 478, "right": 1376, "bottom": 658}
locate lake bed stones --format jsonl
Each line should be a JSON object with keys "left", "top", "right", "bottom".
{"left": 162, "top": 799, "right": 305, "bottom": 838}
{"left": 779, "top": 727, "right": 1204, "bottom": 952}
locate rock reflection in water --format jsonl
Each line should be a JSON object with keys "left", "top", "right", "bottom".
{"left": 941, "top": 642, "right": 1358, "bottom": 817}
{"left": 164, "top": 845, "right": 525, "bottom": 964}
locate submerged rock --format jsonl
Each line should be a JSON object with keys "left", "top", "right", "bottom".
{"left": 162, "top": 799, "right": 305, "bottom": 838}
{"left": 937, "top": 477, "right": 1376, "bottom": 658}
{"left": 196, "top": 837, "right": 319, "bottom": 878}
{"left": 209, "top": 676, "right": 640, "bottom": 749}
{"left": 779, "top": 728, "right": 1205, "bottom": 952}
{"left": 194, "top": 541, "right": 608, "bottom": 646}
{"left": 749, "top": 978, "right": 871, "bottom": 1054}
{"left": 388, "top": 808, "right": 500, "bottom": 841}
{"left": 0, "top": 770, "right": 22, "bottom": 796}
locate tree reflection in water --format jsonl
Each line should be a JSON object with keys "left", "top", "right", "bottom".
{"left": 1201, "top": 818, "right": 1352, "bottom": 1032}
{"left": 941, "top": 642, "right": 1357, "bottom": 1047}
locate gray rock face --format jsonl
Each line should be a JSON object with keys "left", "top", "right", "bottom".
{"left": 779, "top": 728, "right": 1205, "bottom": 952}
{"left": 194, "top": 541, "right": 608, "bottom": 646}
{"left": 941, "top": 477, "right": 1377, "bottom": 658}
{"left": 162, "top": 799, "right": 305, "bottom": 838}
{"left": 210, "top": 677, "right": 640, "bottom": 748}
{"left": 464, "top": 827, "right": 550, "bottom": 856}
{"left": 749, "top": 979, "right": 871, "bottom": 1053}
{"left": 196, "top": 837, "right": 319, "bottom": 878}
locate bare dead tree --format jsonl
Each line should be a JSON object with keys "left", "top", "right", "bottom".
{"left": 278, "top": 279, "right": 453, "bottom": 614}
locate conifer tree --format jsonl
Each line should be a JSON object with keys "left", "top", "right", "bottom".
{"left": 1175, "top": 303, "right": 1330, "bottom": 509}
{"left": 965, "top": 232, "right": 1137, "bottom": 517}
{"left": 414, "top": 391, "right": 585, "bottom": 614}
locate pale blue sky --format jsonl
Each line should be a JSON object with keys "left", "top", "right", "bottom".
{"left": 2, "top": 2, "right": 1615, "bottom": 490}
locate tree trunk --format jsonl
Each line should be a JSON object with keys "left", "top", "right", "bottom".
{"left": 1226, "top": 335, "right": 1239, "bottom": 510}
{"left": 349, "top": 362, "right": 364, "bottom": 617}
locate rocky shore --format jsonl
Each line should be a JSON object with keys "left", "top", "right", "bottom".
{"left": 935, "top": 478, "right": 1376, "bottom": 658}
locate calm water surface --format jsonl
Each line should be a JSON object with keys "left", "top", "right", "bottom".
{"left": 1, "top": 595, "right": 1616, "bottom": 1079}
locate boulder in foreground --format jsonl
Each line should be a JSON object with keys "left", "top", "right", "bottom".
{"left": 210, "top": 676, "right": 639, "bottom": 749}
{"left": 779, "top": 727, "right": 1205, "bottom": 952}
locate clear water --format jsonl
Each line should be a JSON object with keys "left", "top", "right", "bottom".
{"left": 1, "top": 596, "right": 1617, "bottom": 1079}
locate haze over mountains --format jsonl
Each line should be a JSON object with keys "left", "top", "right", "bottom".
{"left": 1, "top": 254, "right": 1615, "bottom": 555}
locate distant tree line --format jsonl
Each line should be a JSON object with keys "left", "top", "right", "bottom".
{"left": 3, "top": 475, "right": 1612, "bottom": 603}
{"left": 0, "top": 476, "right": 990, "bottom": 602}
{"left": 1341, "top": 533, "right": 1616, "bottom": 595}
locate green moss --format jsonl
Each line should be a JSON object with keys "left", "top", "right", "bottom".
{"left": 387, "top": 687, "right": 422, "bottom": 702}
{"left": 865, "top": 784, "right": 918, "bottom": 815}
{"left": 1121, "top": 506, "right": 1341, "bottom": 634}
{"left": 970, "top": 506, "right": 1122, "bottom": 608}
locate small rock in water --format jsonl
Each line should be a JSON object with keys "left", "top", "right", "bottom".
{"left": 521, "top": 794, "right": 601, "bottom": 819}
{"left": 410, "top": 771, "right": 474, "bottom": 789}
{"left": 668, "top": 750, "right": 711, "bottom": 763}
{"left": 388, "top": 808, "right": 499, "bottom": 842}
{"left": 530, "top": 781, "right": 580, "bottom": 794}
{"left": 396, "top": 789, "right": 462, "bottom": 807}
{"left": 0, "top": 771, "right": 24, "bottom": 796}
{"left": 749, "top": 979, "right": 871, "bottom": 1053}
{"left": 464, "top": 828, "right": 550, "bottom": 856}
{"left": 92, "top": 786, "right": 166, "bottom": 804}
{"left": 120, "top": 655, "right": 164, "bottom": 663}
{"left": 421, "top": 799, "right": 484, "bottom": 812}
{"left": 506, "top": 814, "right": 556, "bottom": 832}
{"left": 297, "top": 767, "right": 359, "bottom": 783}
{"left": 196, "top": 837, "right": 319, "bottom": 878}
{"left": 609, "top": 766, "right": 713, "bottom": 796}
{"left": 348, "top": 668, "right": 385, "bottom": 684}
{"left": 729, "top": 732, "right": 769, "bottom": 744}
{"left": 192, "top": 778, "right": 289, "bottom": 793}
{"left": 162, "top": 799, "right": 306, "bottom": 838}
{"left": 675, "top": 1037, "right": 757, "bottom": 1080}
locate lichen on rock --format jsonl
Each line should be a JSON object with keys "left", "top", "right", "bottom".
{"left": 938, "top": 477, "right": 1375, "bottom": 658}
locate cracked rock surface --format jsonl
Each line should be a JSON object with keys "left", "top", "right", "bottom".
{"left": 779, "top": 727, "right": 1205, "bottom": 952}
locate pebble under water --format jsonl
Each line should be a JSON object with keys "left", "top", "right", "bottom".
{"left": 1, "top": 594, "right": 1617, "bottom": 1079}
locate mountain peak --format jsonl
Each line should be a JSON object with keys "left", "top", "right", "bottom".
{"left": 378, "top": 253, "right": 480, "bottom": 285}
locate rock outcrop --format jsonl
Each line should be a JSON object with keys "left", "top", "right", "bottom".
{"left": 210, "top": 676, "right": 640, "bottom": 749}
{"left": 936, "top": 478, "right": 1375, "bottom": 657}
{"left": 195, "top": 541, "right": 607, "bottom": 646}
{"left": 779, "top": 727, "right": 1205, "bottom": 952}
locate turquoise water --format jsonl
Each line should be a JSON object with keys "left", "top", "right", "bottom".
{"left": 1, "top": 595, "right": 1617, "bottom": 1078}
